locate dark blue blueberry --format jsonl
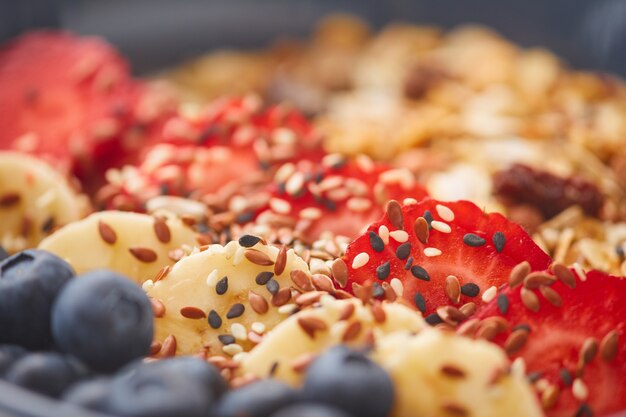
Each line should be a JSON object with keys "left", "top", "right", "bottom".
{"left": 0, "top": 249, "right": 75, "bottom": 349}
{"left": 63, "top": 377, "right": 113, "bottom": 411}
{"left": 302, "top": 346, "right": 394, "bottom": 417}
{"left": 270, "top": 404, "right": 351, "bottom": 417}
{"left": 213, "top": 379, "right": 298, "bottom": 417}
{"left": 106, "top": 360, "right": 212, "bottom": 417}
{"left": 5, "top": 352, "right": 88, "bottom": 398}
{"left": 0, "top": 344, "right": 26, "bottom": 376}
{"left": 51, "top": 269, "right": 153, "bottom": 373}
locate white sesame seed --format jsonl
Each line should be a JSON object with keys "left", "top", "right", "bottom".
{"left": 232, "top": 352, "right": 249, "bottom": 363}
{"left": 230, "top": 323, "right": 248, "bottom": 341}
{"left": 378, "top": 225, "right": 390, "bottom": 245}
{"left": 403, "top": 198, "right": 418, "bottom": 205}
{"left": 572, "top": 262, "right": 587, "bottom": 282}
{"left": 206, "top": 270, "right": 219, "bottom": 287}
{"left": 229, "top": 195, "right": 248, "bottom": 213}
{"left": 286, "top": 172, "right": 305, "bottom": 196}
{"left": 269, "top": 198, "right": 292, "bottom": 215}
{"left": 35, "top": 190, "right": 56, "bottom": 211}
{"left": 326, "top": 187, "right": 350, "bottom": 201}
{"left": 436, "top": 204, "right": 455, "bottom": 222}
{"left": 278, "top": 304, "right": 298, "bottom": 315}
{"left": 141, "top": 280, "right": 154, "bottom": 292}
{"left": 482, "top": 286, "right": 498, "bottom": 303}
{"left": 322, "top": 153, "right": 345, "bottom": 169}
{"left": 351, "top": 252, "right": 370, "bottom": 269}
{"left": 389, "top": 230, "right": 409, "bottom": 243}
{"left": 390, "top": 278, "right": 404, "bottom": 297}
{"left": 233, "top": 247, "right": 245, "bottom": 266}
{"left": 572, "top": 378, "right": 588, "bottom": 400}
{"left": 424, "top": 247, "right": 442, "bottom": 257}
{"left": 251, "top": 322, "right": 266, "bottom": 334}
{"left": 347, "top": 197, "right": 373, "bottom": 213}
{"left": 274, "top": 162, "right": 296, "bottom": 183}
{"left": 222, "top": 343, "right": 244, "bottom": 356}
{"left": 318, "top": 175, "right": 343, "bottom": 192}
{"left": 431, "top": 220, "right": 452, "bottom": 233}
{"left": 272, "top": 127, "right": 296, "bottom": 145}
{"left": 355, "top": 154, "right": 375, "bottom": 172}
{"left": 224, "top": 241, "right": 238, "bottom": 259}
{"left": 300, "top": 207, "right": 322, "bottom": 220}
{"left": 511, "top": 357, "right": 526, "bottom": 377}
{"left": 535, "top": 378, "right": 550, "bottom": 392}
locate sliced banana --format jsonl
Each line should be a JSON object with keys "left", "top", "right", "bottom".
{"left": 374, "top": 330, "right": 543, "bottom": 417}
{"left": 39, "top": 210, "right": 197, "bottom": 283}
{"left": 0, "top": 151, "right": 89, "bottom": 252}
{"left": 240, "top": 297, "right": 425, "bottom": 385}
{"left": 146, "top": 239, "right": 312, "bottom": 357}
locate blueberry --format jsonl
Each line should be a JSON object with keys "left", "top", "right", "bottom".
{"left": 302, "top": 346, "right": 394, "bottom": 417}
{"left": 213, "top": 379, "right": 298, "bottom": 417}
{"left": 0, "top": 249, "right": 74, "bottom": 349}
{"left": 63, "top": 377, "right": 113, "bottom": 412}
{"left": 51, "top": 269, "right": 153, "bottom": 373}
{"left": 4, "top": 352, "right": 88, "bottom": 398}
{"left": 270, "top": 404, "right": 352, "bottom": 417}
{"left": 0, "top": 344, "right": 26, "bottom": 376}
{"left": 106, "top": 360, "right": 213, "bottom": 417}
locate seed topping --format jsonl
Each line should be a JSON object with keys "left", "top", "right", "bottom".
{"left": 460, "top": 283, "right": 480, "bottom": 298}
{"left": 180, "top": 306, "right": 206, "bottom": 319}
{"left": 463, "top": 233, "right": 486, "bottom": 247}
{"left": 98, "top": 220, "right": 117, "bottom": 244}
{"left": 153, "top": 217, "right": 171, "bottom": 243}
{"left": 244, "top": 249, "right": 274, "bottom": 266}
{"left": 297, "top": 316, "right": 328, "bottom": 339}
{"left": 492, "top": 231, "right": 506, "bottom": 253}
{"left": 386, "top": 200, "right": 404, "bottom": 230}
{"left": 414, "top": 217, "right": 429, "bottom": 244}
{"left": 239, "top": 234, "right": 261, "bottom": 248}
{"left": 128, "top": 246, "right": 158, "bottom": 263}
{"left": 509, "top": 261, "right": 530, "bottom": 288}
{"left": 226, "top": 303, "right": 245, "bottom": 319}
{"left": 369, "top": 231, "right": 385, "bottom": 252}
{"left": 208, "top": 310, "right": 222, "bottom": 329}
{"left": 445, "top": 275, "right": 461, "bottom": 304}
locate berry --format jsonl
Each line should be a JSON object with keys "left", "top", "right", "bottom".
{"left": 213, "top": 379, "right": 298, "bottom": 417}
{"left": 0, "top": 344, "right": 26, "bottom": 376}
{"left": 474, "top": 268, "right": 626, "bottom": 417}
{"left": 62, "top": 377, "right": 113, "bottom": 412}
{"left": 270, "top": 404, "right": 352, "bottom": 417}
{"left": 344, "top": 199, "right": 551, "bottom": 317}
{"left": 302, "top": 346, "right": 394, "bottom": 417}
{"left": 4, "top": 352, "right": 88, "bottom": 398}
{"left": 106, "top": 360, "right": 214, "bottom": 417}
{"left": 51, "top": 269, "right": 153, "bottom": 372}
{"left": 0, "top": 249, "right": 75, "bottom": 349}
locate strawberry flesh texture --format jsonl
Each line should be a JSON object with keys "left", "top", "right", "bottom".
{"left": 475, "top": 270, "right": 626, "bottom": 417}
{"left": 344, "top": 199, "right": 551, "bottom": 315}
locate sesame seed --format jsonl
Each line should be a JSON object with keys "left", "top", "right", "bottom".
{"left": 403, "top": 198, "right": 418, "bottom": 205}
{"left": 238, "top": 234, "right": 261, "bottom": 248}
{"left": 431, "top": 220, "right": 451, "bottom": 233}
{"left": 423, "top": 210, "right": 433, "bottom": 226}
{"left": 226, "top": 303, "right": 245, "bottom": 319}
{"left": 424, "top": 247, "right": 442, "bottom": 257}
{"left": 286, "top": 172, "right": 305, "bottom": 196}
{"left": 369, "top": 231, "right": 385, "bottom": 252}
{"left": 351, "top": 252, "right": 370, "bottom": 269}
{"left": 255, "top": 271, "right": 274, "bottom": 285}
{"left": 389, "top": 230, "right": 409, "bottom": 243}
{"left": 180, "top": 306, "right": 206, "bottom": 319}
{"left": 414, "top": 217, "right": 429, "bottom": 244}
{"left": 347, "top": 197, "right": 372, "bottom": 213}
{"left": 463, "top": 233, "right": 486, "bottom": 247}
{"left": 390, "top": 278, "right": 404, "bottom": 296}
{"left": 208, "top": 310, "right": 222, "bottom": 329}
{"left": 497, "top": 293, "right": 510, "bottom": 314}
{"left": 269, "top": 198, "right": 291, "bottom": 214}
{"left": 445, "top": 275, "right": 461, "bottom": 304}
{"left": 460, "top": 283, "right": 480, "bottom": 297}
{"left": 274, "top": 162, "right": 296, "bottom": 183}
{"left": 425, "top": 313, "right": 443, "bottom": 325}
{"left": 206, "top": 270, "right": 219, "bottom": 287}
{"left": 218, "top": 335, "right": 236, "bottom": 345}
{"left": 512, "top": 357, "right": 526, "bottom": 377}
{"left": 372, "top": 282, "right": 385, "bottom": 298}
{"left": 376, "top": 261, "right": 391, "bottom": 280}
{"left": 520, "top": 288, "right": 540, "bottom": 312}
{"left": 560, "top": 368, "right": 573, "bottom": 386}
{"left": 300, "top": 207, "right": 323, "bottom": 220}
{"left": 230, "top": 323, "right": 248, "bottom": 341}
{"left": 574, "top": 403, "right": 593, "bottom": 417}
{"left": 414, "top": 292, "right": 427, "bottom": 313}
{"left": 378, "top": 225, "right": 390, "bottom": 245}
{"left": 216, "top": 277, "right": 228, "bottom": 295}
{"left": 492, "top": 231, "right": 506, "bottom": 253}
{"left": 266, "top": 279, "right": 280, "bottom": 295}
{"left": 251, "top": 322, "right": 266, "bottom": 334}
{"left": 434, "top": 205, "right": 454, "bottom": 222}
{"left": 572, "top": 379, "right": 588, "bottom": 401}
{"left": 481, "top": 286, "right": 497, "bottom": 303}
{"left": 386, "top": 200, "right": 404, "bottom": 230}
{"left": 128, "top": 246, "right": 158, "bottom": 263}
{"left": 396, "top": 242, "right": 411, "bottom": 260}
{"left": 572, "top": 262, "right": 587, "bottom": 282}
{"left": 223, "top": 343, "right": 243, "bottom": 356}
{"left": 600, "top": 330, "right": 619, "bottom": 362}
{"left": 97, "top": 220, "right": 117, "bottom": 245}
{"left": 509, "top": 261, "right": 531, "bottom": 288}
{"left": 527, "top": 372, "right": 542, "bottom": 383}
{"left": 411, "top": 265, "right": 430, "bottom": 281}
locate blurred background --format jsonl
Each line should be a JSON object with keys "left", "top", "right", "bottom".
{"left": 1, "top": 0, "right": 626, "bottom": 76}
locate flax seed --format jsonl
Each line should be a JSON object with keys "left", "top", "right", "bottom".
{"left": 509, "top": 261, "right": 530, "bottom": 288}
{"left": 445, "top": 275, "right": 461, "bottom": 304}
{"left": 128, "top": 246, "right": 157, "bottom": 263}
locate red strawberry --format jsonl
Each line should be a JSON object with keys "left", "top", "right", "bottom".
{"left": 343, "top": 199, "right": 551, "bottom": 318}
{"left": 473, "top": 268, "right": 626, "bottom": 417}
{"left": 245, "top": 155, "right": 429, "bottom": 242}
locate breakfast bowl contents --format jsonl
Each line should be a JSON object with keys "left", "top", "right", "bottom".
{"left": 0, "top": 13, "right": 625, "bottom": 417}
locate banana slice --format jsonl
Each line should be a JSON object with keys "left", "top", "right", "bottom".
{"left": 240, "top": 297, "right": 425, "bottom": 385}
{"left": 146, "top": 238, "right": 314, "bottom": 357}
{"left": 0, "top": 151, "right": 89, "bottom": 252}
{"left": 39, "top": 210, "right": 197, "bottom": 283}
{"left": 374, "top": 330, "right": 543, "bottom": 417}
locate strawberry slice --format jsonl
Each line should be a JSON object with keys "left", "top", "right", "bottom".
{"left": 343, "top": 199, "right": 551, "bottom": 318}
{"left": 473, "top": 268, "right": 626, "bottom": 417}
{"left": 246, "top": 155, "right": 429, "bottom": 242}
{"left": 95, "top": 96, "right": 324, "bottom": 211}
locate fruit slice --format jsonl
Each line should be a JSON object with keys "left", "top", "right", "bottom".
{"left": 473, "top": 268, "right": 626, "bottom": 417}
{"left": 246, "top": 155, "right": 429, "bottom": 242}
{"left": 38, "top": 211, "right": 197, "bottom": 283}
{"left": 0, "top": 151, "right": 89, "bottom": 252}
{"left": 96, "top": 96, "right": 324, "bottom": 211}
{"left": 240, "top": 297, "right": 425, "bottom": 385}
{"left": 374, "top": 329, "right": 543, "bottom": 417}
{"left": 145, "top": 237, "right": 313, "bottom": 356}
{"left": 344, "top": 199, "right": 551, "bottom": 318}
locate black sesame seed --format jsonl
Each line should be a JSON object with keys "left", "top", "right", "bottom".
{"left": 574, "top": 403, "right": 593, "bottom": 417}
{"left": 512, "top": 323, "right": 532, "bottom": 333}
{"left": 396, "top": 242, "right": 411, "bottom": 260}
{"left": 276, "top": 182, "right": 286, "bottom": 195}
{"left": 218, "top": 335, "right": 236, "bottom": 345}
{"left": 404, "top": 256, "right": 413, "bottom": 270}
{"left": 372, "top": 282, "right": 385, "bottom": 298}
{"left": 425, "top": 313, "right": 442, "bottom": 326}
{"left": 527, "top": 371, "right": 542, "bottom": 383}
{"left": 493, "top": 231, "right": 506, "bottom": 253}
{"left": 463, "top": 233, "right": 486, "bottom": 247}
{"left": 560, "top": 368, "right": 573, "bottom": 386}
{"left": 41, "top": 217, "right": 55, "bottom": 233}
{"left": 411, "top": 265, "right": 430, "bottom": 281}
{"left": 460, "top": 283, "right": 480, "bottom": 298}
{"left": 414, "top": 293, "right": 427, "bottom": 313}
{"left": 376, "top": 261, "right": 391, "bottom": 280}
{"left": 239, "top": 234, "right": 261, "bottom": 248}
{"left": 216, "top": 277, "right": 228, "bottom": 295}
{"left": 226, "top": 303, "right": 245, "bottom": 319}
{"left": 615, "top": 244, "right": 625, "bottom": 258}
{"left": 255, "top": 271, "right": 274, "bottom": 285}
{"left": 369, "top": 231, "right": 385, "bottom": 253}
{"left": 269, "top": 361, "right": 279, "bottom": 376}
{"left": 235, "top": 212, "right": 254, "bottom": 224}
{"left": 208, "top": 310, "right": 222, "bottom": 329}
{"left": 497, "top": 293, "right": 510, "bottom": 314}
{"left": 322, "top": 198, "right": 337, "bottom": 211}
{"left": 266, "top": 279, "right": 279, "bottom": 295}
{"left": 423, "top": 210, "right": 433, "bottom": 228}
